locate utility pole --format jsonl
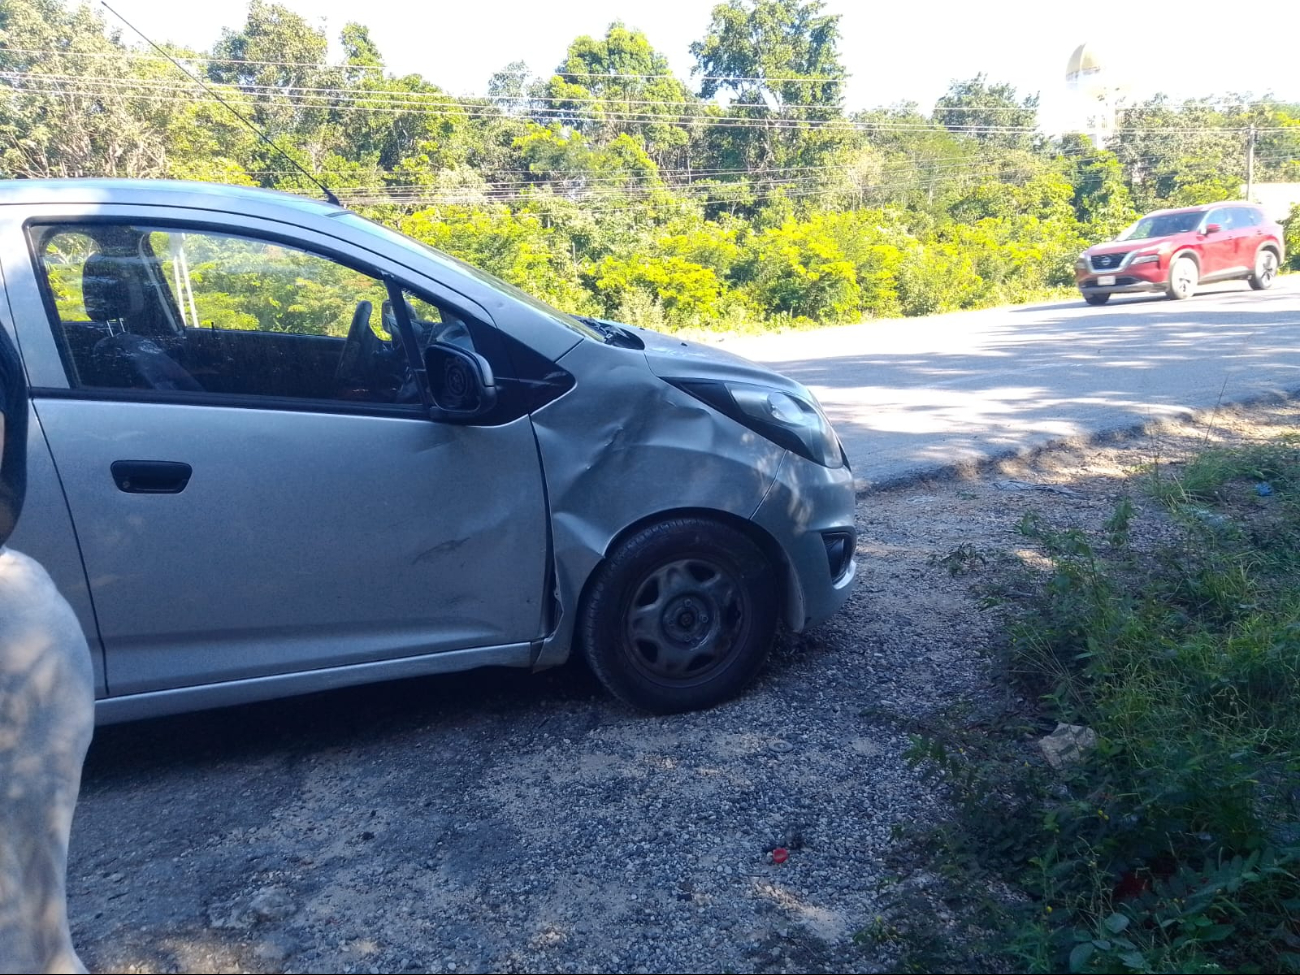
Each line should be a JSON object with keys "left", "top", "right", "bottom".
{"left": 1246, "top": 125, "right": 1256, "bottom": 201}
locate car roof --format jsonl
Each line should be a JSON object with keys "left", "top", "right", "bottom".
{"left": 0, "top": 178, "right": 341, "bottom": 217}
{"left": 1144, "top": 201, "right": 1259, "bottom": 216}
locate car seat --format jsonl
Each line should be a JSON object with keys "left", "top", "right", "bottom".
{"left": 81, "top": 254, "right": 202, "bottom": 393}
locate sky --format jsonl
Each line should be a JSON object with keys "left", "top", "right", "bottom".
{"left": 98, "top": 0, "right": 1300, "bottom": 127}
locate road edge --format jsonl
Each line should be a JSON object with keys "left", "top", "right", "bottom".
{"left": 853, "top": 383, "right": 1300, "bottom": 496}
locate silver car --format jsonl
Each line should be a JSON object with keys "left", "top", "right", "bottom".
{"left": 0, "top": 180, "right": 857, "bottom": 722}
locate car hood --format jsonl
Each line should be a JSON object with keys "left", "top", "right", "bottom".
{"left": 1088, "top": 234, "right": 1179, "bottom": 255}
{"left": 627, "top": 324, "right": 811, "bottom": 396}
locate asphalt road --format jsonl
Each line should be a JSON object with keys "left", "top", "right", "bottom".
{"left": 715, "top": 276, "right": 1300, "bottom": 488}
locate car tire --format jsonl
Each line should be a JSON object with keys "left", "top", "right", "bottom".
{"left": 1166, "top": 255, "right": 1198, "bottom": 300}
{"left": 1083, "top": 293, "right": 1110, "bottom": 306}
{"left": 1249, "top": 248, "right": 1279, "bottom": 291}
{"left": 580, "top": 517, "right": 779, "bottom": 714}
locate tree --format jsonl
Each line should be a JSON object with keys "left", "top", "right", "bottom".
{"left": 690, "top": 0, "right": 848, "bottom": 173}
{"left": 692, "top": 0, "right": 844, "bottom": 111}
{"left": 208, "top": 0, "right": 333, "bottom": 151}
{"left": 543, "top": 24, "right": 696, "bottom": 169}
{"left": 851, "top": 105, "right": 981, "bottom": 210}
{"left": 1107, "top": 96, "right": 1245, "bottom": 210}
{"left": 209, "top": 0, "right": 327, "bottom": 91}
{"left": 933, "top": 74, "right": 1039, "bottom": 151}
{"left": 0, "top": 0, "right": 170, "bottom": 178}
{"left": 487, "top": 61, "right": 540, "bottom": 115}
{"left": 340, "top": 22, "right": 383, "bottom": 74}
{"left": 1056, "top": 135, "right": 1135, "bottom": 237}
{"left": 1, "top": 0, "right": 1239, "bottom": 330}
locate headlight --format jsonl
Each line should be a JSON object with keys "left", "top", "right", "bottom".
{"left": 1131, "top": 252, "right": 1160, "bottom": 265}
{"left": 1075, "top": 255, "right": 1089, "bottom": 269}
{"left": 669, "top": 379, "right": 845, "bottom": 468}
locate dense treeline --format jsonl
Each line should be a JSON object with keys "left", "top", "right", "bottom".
{"left": 2, "top": 0, "right": 1298, "bottom": 330}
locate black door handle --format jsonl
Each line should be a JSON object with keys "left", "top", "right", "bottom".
{"left": 111, "top": 460, "right": 193, "bottom": 494}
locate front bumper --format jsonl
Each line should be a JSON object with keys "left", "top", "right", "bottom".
{"left": 1076, "top": 258, "right": 1166, "bottom": 296}
{"left": 751, "top": 451, "right": 857, "bottom": 632}
{"left": 1078, "top": 278, "right": 1166, "bottom": 296}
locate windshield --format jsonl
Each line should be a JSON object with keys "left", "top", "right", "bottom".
{"left": 1118, "top": 211, "right": 1204, "bottom": 241}
{"left": 330, "top": 212, "right": 602, "bottom": 342}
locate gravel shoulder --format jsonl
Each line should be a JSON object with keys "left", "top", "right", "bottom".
{"left": 67, "top": 397, "right": 1300, "bottom": 975}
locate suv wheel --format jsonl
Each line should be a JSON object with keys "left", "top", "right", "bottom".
{"left": 580, "top": 517, "right": 779, "bottom": 713}
{"left": 1166, "top": 256, "right": 1198, "bottom": 300}
{"left": 1249, "top": 248, "right": 1279, "bottom": 291}
{"left": 1083, "top": 293, "right": 1110, "bottom": 306}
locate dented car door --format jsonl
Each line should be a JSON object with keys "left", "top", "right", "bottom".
{"left": 2, "top": 205, "right": 549, "bottom": 697}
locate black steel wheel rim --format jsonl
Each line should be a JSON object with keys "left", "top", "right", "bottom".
{"left": 622, "top": 557, "right": 749, "bottom": 686}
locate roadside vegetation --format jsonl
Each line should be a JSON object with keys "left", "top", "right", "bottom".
{"left": 2, "top": 0, "right": 1298, "bottom": 332}
{"left": 903, "top": 432, "right": 1300, "bottom": 973}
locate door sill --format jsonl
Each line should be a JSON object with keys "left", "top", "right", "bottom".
{"left": 94, "top": 641, "right": 534, "bottom": 725}
{"left": 1200, "top": 267, "right": 1249, "bottom": 283}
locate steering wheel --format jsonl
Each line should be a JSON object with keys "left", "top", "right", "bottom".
{"left": 334, "top": 300, "right": 377, "bottom": 388}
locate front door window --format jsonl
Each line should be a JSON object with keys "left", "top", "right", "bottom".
{"left": 28, "top": 223, "right": 473, "bottom": 408}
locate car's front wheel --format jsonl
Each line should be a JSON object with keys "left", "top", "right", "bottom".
{"left": 1166, "top": 256, "right": 1198, "bottom": 300}
{"left": 1249, "top": 248, "right": 1279, "bottom": 291}
{"left": 1083, "top": 293, "right": 1110, "bottom": 306}
{"left": 580, "top": 517, "right": 779, "bottom": 713}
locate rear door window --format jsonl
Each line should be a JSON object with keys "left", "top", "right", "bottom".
{"left": 1237, "top": 207, "right": 1263, "bottom": 227}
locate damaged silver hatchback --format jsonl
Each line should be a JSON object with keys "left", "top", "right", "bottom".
{"left": 1, "top": 180, "right": 856, "bottom": 721}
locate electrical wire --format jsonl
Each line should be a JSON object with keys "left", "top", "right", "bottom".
{"left": 7, "top": 73, "right": 1295, "bottom": 139}
{"left": 94, "top": 1, "right": 341, "bottom": 205}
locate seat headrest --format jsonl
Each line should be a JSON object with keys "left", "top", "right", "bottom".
{"left": 82, "top": 254, "right": 147, "bottom": 324}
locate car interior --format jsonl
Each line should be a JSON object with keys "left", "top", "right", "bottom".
{"left": 35, "top": 224, "right": 462, "bottom": 406}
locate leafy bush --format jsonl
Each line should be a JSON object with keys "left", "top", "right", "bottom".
{"left": 587, "top": 253, "right": 722, "bottom": 323}
{"left": 735, "top": 220, "right": 863, "bottom": 322}
{"left": 896, "top": 241, "right": 983, "bottom": 316}
{"left": 399, "top": 206, "right": 595, "bottom": 313}
{"left": 909, "top": 434, "right": 1300, "bottom": 974}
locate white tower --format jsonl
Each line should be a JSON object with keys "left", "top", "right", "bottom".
{"left": 1066, "top": 43, "right": 1124, "bottom": 147}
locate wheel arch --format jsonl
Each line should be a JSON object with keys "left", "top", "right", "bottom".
{"left": 575, "top": 506, "right": 792, "bottom": 649}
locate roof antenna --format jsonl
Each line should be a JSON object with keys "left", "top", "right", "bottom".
{"left": 99, "top": 0, "right": 342, "bottom": 207}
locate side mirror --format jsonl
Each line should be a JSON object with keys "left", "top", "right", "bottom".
{"left": 423, "top": 342, "right": 496, "bottom": 421}
{"left": 1204, "top": 223, "right": 1221, "bottom": 235}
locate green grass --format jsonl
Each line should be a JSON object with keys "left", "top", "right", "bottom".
{"left": 902, "top": 432, "right": 1300, "bottom": 974}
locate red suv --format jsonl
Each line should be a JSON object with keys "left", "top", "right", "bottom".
{"left": 1076, "top": 202, "right": 1285, "bottom": 305}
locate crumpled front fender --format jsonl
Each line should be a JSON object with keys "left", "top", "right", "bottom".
{"left": 529, "top": 340, "right": 787, "bottom": 668}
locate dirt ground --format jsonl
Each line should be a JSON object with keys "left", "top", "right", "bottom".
{"left": 65, "top": 397, "right": 1300, "bottom": 975}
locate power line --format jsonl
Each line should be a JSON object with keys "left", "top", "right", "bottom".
{"left": 0, "top": 47, "right": 393, "bottom": 71}
{"left": 338, "top": 164, "right": 1054, "bottom": 211}
{"left": 8, "top": 70, "right": 1298, "bottom": 125}
{"left": 9, "top": 74, "right": 1295, "bottom": 139}
{"left": 0, "top": 71, "right": 822, "bottom": 111}
{"left": 225, "top": 141, "right": 1120, "bottom": 184}
{"left": 0, "top": 47, "right": 849, "bottom": 86}
{"left": 209, "top": 158, "right": 1098, "bottom": 205}
{"left": 326, "top": 150, "right": 1103, "bottom": 197}
{"left": 303, "top": 149, "right": 1137, "bottom": 208}
{"left": 0, "top": 70, "right": 1163, "bottom": 115}
{"left": 94, "top": 1, "right": 341, "bottom": 206}
{"left": 0, "top": 78, "right": 1036, "bottom": 129}
{"left": 269, "top": 144, "right": 1260, "bottom": 210}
